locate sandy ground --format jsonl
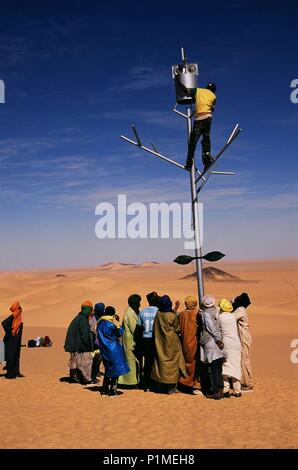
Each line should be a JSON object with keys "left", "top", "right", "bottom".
{"left": 0, "top": 260, "right": 297, "bottom": 449}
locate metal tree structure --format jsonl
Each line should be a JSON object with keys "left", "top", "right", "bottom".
{"left": 121, "top": 48, "right": 241, "bottom": 304}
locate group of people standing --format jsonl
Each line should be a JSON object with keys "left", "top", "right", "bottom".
{"left": 64, "top": 290, "right": 253, "bottom": 399}
{"left": 199, "top": 293, "right": 253, "bottom": 399}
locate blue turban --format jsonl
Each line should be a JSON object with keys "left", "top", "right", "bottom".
{"left": 159, "top": 295, "right": 173, "bottom": 312}
{"left": 94, "top": 302, "right": 105, "bottom": 320}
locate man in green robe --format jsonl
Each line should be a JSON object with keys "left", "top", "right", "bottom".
{"left": 118, "top": 294, "right": 141, "bottom": 387}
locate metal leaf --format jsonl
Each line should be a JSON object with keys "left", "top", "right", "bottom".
{"left": 202, "top": 251, "right": 225, "bottom": 262}
{"left": 173, "top": 255, "right": 194, "bottom": 265}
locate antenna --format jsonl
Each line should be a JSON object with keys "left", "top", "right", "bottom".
{"left": 181, "top": 47, "right": 187, "bottom": 64}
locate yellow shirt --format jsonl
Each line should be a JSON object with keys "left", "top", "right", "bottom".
{"left": 195, "top": 88, "right": 216, "bottom": 118}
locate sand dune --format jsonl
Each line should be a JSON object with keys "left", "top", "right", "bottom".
{"left": 139, "top": 261, "right": 160, "bottom": 267}
{"left": 0, "top": 259, "right": 298, "bottom": 448}
{"left": 182, "top": 266, "right": 239, "bottom": 281}
{"left": 182, "top": 266, "right": 258, "bottom": 283}
{"left": 98, "top": 262, "right": 137, "bottom": 270}
{"left": 98, "top": 261, "right": 160, "bottom": 270}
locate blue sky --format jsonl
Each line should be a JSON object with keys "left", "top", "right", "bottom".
{"left": 0, "top": 0, "right": 297, "bottom": 270}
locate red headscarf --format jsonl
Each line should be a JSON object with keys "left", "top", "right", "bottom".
{"left": 81, "top": 300, "right": 93, "bottom": 309}
{"left": 10, "top": 301, "right": 23, "bottom": 336}
{"left": 81, "top": 300, "right": 93, "bottom": 319}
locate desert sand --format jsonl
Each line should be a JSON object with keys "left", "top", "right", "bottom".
{"left": 0, "top": 259, "right": 297, "bottom": 449}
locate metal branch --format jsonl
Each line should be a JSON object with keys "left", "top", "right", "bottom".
{"left": 195, "top": 123, "right": 241, "bottom": 193}
{"left": 218, "top": 124, "right": 242, "bottom": 155}
{"left": 151, "top": 142, "right": 158, "bottom": 153}
{"left": 195, "top": 169, "right": 207, "bottom": 183}
{"left": 121, "top": 133, "right": 186, "bottom": 171}
{"left": 226, "top": 123, "right": 241, "bottom": 145}
{"left": 173, "top": 104, "right": 188, "bottom": 119}
{"left": 131, "top": 125, "right": 142, "bottom": 146}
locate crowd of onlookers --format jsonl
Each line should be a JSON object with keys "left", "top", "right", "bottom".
{"left": 64, "top": 291, "right": 253, "bottom": 399}
{"left": 0, "top": 292, "right": 252, "bottom": 399}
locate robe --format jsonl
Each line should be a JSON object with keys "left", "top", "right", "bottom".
{"left": 97, "top": 319, "right": 130, "bottom": 378}
{"left": 219, "top": 312, "right": 241, "bottom": 381}
{"left": 233, "top": 306, "right": 253, "bottom": 386}
{"left": 151, "top": 310, "right": 186, "bottom": 384}
{"left": 118, "top": 306, "right": 139, "bottom": 385}
{"left": 178, "top": 307, "right": 199, "bottom": 387}
{"left": 1, "top": 315, "right": 23, "bottom": 377}
{"left": 200, "top": 306, "right": 226, "bottom": 363}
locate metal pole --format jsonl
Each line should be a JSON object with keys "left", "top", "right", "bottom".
{"left": 187, "top": 107, "right": 204, "bottom": 303}
{"left": 181, "top": 47, "right": 187, "bottom": 65}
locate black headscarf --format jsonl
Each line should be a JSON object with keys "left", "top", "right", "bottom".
{"left": 128, "top": 294, "right": 141, "bottom": 314}
{"left": 146, "top": 291, "right": 161, "bottom": 307}
{"left": 232, "top": 292, "right": 251, "bottom": 311}
{"left": 158, "top": 295, "right": 173, "bottom": 313}
{"left": 105, "top": 306, "right": 116, "bottom": 316}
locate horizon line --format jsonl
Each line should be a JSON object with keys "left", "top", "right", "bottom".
{"left": 0, "top": 256, "right": 297, "bottom": 274}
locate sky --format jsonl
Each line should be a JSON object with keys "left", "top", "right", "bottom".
{"left": 0, "top": 0, "right": 297, "bottom": 270}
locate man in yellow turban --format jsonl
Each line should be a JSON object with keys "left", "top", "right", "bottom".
{"left": 219, "top": 298, "right": 241, "bottom": 397}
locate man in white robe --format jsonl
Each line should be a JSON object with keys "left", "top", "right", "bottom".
{"left": 219, "top": 298, "right": 241, "bottom": 397}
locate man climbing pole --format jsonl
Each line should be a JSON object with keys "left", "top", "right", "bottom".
{"left": 184, "top": 82, "right": 217, "bottom": 171}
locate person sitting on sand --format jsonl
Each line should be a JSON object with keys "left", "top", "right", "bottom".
{"left": 118, "top": 294, "right": 142, "bottom": 388}
{"left": 151, "top": 295, "right": 186, "bottom": 394}
{"left": 1, "top": 301, "right": 25, "bottom": 379}
{"left": 232, "top": 292, "right": 253, "bottom": 391}
{"left": 178, "top": 296, "right": 201, "bottom": 395}
{"left": 218, "top": 298, "right": 242, "bottom": 398}
{"left": 64, "top": 300, "right": 95, "bottom": 385}
{"left": 134, "top": 291, "right": 161, "bottom": 391}
{"left": 199, "top": 295, "right": 226, "bottom": 400}
{"left": 97, "top": 306, "right": 130, "bottom": 397}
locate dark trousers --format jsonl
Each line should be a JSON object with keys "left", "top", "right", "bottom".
{"left": 199, "top": 361, "right": 210, "bottom": 394}
{"left": 186, "top": 117, "right": 212, "bottom": 168}
{"left": 154, "top": 382, "right": 177, "bottom": 394}
{"left": 91, "top": 353, "right": 101, "bottom": 380}
{"left": 200, "top": 359, "right": 223, "bottom": 394}
{"left": 101, "top": 375, "right": 118, "bottom": 395}
{"left": 209, "top": 358, "right": 224, "bottom": 393}
{"left": 140, "top": 337, "right": 155, "bottom": 390}
{"left": 5, "top": 337, "right": 21, "bottom": 377}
